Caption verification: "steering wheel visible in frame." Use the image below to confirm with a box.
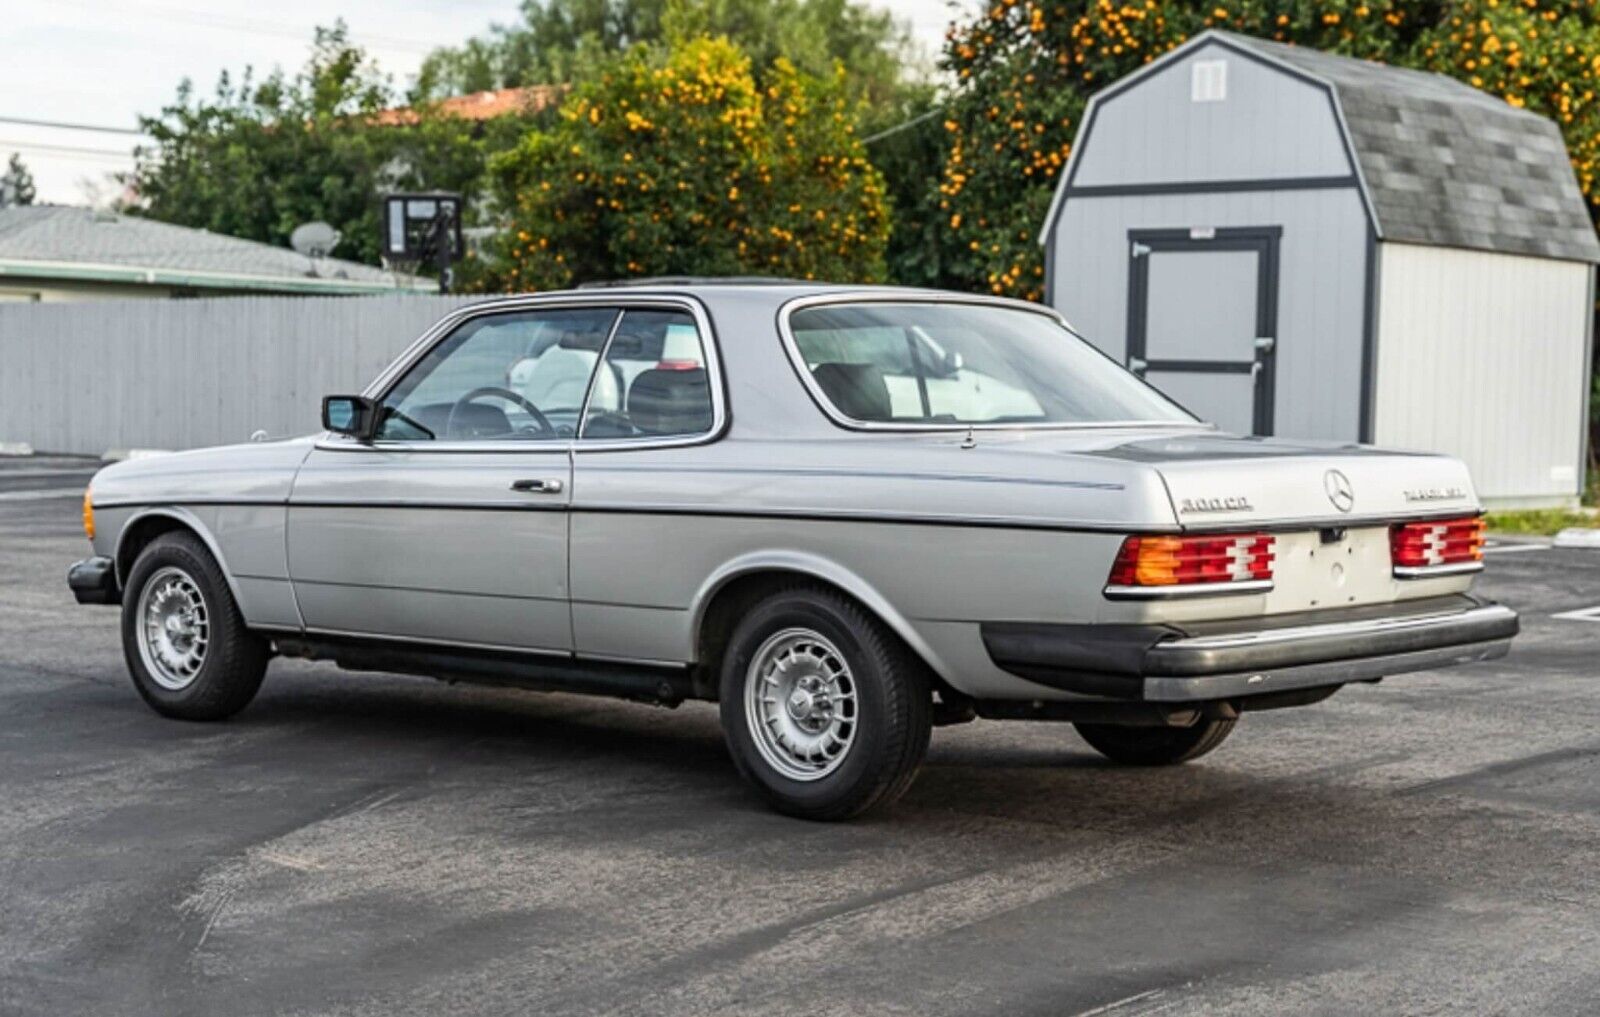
[444,386,553,438]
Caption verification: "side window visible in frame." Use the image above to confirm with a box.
[376,307,618,441]
[579,309,715,439]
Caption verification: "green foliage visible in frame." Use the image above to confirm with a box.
[486,35,890,290]
[414,0,924,129]
[0,153,35,208]
[1485,507,1598,534]
[127,23,523,267]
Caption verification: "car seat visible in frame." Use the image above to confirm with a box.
[811,362,892,421]
[627,368,712,436]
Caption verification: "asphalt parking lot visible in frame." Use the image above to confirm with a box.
[3,456,1599,1016]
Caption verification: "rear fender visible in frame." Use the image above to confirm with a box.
[689,550,954,683]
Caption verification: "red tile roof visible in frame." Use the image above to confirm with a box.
[374,85,563,126]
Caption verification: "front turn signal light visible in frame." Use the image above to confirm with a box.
[82,487,95,541]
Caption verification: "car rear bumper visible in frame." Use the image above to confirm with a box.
[980,594,1518,703]
[68,556,119,605]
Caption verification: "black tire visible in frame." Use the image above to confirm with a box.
[719,585,932,820]
[120,531,268,721]
[1074,718,1237,766]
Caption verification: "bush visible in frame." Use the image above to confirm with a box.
[486,35,890,290]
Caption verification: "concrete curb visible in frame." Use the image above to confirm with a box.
[101,449,174,462]
[1553,528,1600,549]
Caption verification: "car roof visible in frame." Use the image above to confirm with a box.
[464,282,1048,318]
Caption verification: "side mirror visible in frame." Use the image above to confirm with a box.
[322,395,378,441]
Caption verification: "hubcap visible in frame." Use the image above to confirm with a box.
[744,627,858,781]
[136,566,209,691]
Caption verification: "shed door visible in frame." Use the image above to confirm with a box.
[1126,227,1281,435]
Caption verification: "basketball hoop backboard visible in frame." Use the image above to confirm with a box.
[380,192,463,260]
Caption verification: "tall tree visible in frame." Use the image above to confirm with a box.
[487,34,890,290]
[412,0,924,127]
[0,153,36,208]
[127,23,526,267]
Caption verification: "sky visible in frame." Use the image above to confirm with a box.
[5,0,959,205]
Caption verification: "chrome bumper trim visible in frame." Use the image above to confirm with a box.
[1103,579,1273,600]
[1393,561,1485,579]
[1161,603,1515,652]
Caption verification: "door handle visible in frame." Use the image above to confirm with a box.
[511,478,564,494]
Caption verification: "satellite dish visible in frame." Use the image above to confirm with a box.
[291,221,342,259]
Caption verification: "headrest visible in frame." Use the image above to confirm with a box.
[558,329,609,352]
[628,368,712,436]
[811,362,891,421]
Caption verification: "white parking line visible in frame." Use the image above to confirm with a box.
[0,469,99,480]
[1552,605,1600,622]
[1482,543,1552,555]
[0,487,85,502]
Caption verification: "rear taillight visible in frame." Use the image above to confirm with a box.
[1105,533,1275,598]
[1390,516,1485,577]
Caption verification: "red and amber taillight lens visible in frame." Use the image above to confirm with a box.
[1105,533,1275,596]
[1389,516,1485,576]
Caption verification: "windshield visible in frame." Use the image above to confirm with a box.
[787,302,1196,427]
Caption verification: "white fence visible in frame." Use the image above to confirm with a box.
[0,295,480,456]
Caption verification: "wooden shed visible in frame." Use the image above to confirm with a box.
[1043,30,1600,507]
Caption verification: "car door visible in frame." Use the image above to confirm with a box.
[568,303,725,663]
[287,304,621,652]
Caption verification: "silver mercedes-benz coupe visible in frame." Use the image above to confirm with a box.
[69,282,1518,818]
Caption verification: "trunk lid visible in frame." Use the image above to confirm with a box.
[1082,432,1480,530]
[1079,432,1483,617]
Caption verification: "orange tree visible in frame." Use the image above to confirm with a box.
[935,2,1458,300]
[1413,1,1600,219]
[486,34,890,290]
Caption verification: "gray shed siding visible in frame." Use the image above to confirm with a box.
[1069,40,1352,187]
[1052,187,1370,442]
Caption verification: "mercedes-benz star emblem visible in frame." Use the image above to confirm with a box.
[1324,469,1355,513]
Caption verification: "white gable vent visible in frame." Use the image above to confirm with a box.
[1191,60,1228,102]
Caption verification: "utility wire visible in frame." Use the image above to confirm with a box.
[0,139,136,161]
[0,115,146,136]
[861,106,944,146]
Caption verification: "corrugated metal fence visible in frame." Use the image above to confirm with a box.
[0,295,480,456]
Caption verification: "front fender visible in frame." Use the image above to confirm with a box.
[113,505,247,608]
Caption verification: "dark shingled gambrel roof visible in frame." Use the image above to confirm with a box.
[1217,32,1600,263]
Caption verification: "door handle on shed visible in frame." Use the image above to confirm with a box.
[511,478,564,494]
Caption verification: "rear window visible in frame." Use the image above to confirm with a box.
[787,302,1194,426]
